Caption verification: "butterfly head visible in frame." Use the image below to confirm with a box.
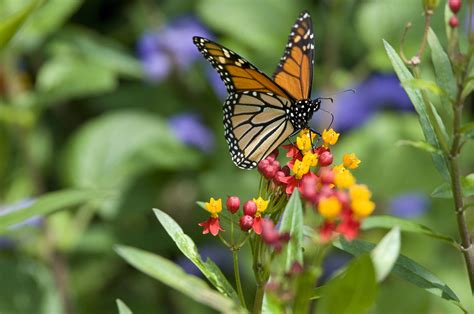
[290,99,321,129]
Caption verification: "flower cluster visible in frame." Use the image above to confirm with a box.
[257,128,375,242]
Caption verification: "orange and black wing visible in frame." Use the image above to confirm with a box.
[273,11,314,100]
[193,36,292,99]
[223,91,295,169]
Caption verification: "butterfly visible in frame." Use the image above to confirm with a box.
[193,10,320,169]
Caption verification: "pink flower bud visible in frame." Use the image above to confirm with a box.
[243,200,257,216]
[226,196,240,214]
[319,167,334,185]
[239,215,254,231]
[449,15,459,28]
[449,0,461,13]
[319,151,333,166]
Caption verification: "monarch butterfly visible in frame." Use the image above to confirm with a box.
[193,10,320,169]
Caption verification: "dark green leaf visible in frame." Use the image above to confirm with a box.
[432,174,474,198]
[362,215,457,246]
[277,190,303,271]
[384,40,450,181]
[153,209,240,303]
[334,238,461,304]
[116,299,132,314]
[319,254,377,314]
[115,246,237,313]
[0,189,112,234]
[0,0,39,49]
[397,139,442,154]
[370,227,400,282]
[401,79,446,96]
[461,79,474,100]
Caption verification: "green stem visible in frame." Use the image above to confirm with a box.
[232,250,247,308]
[253,284,265,314]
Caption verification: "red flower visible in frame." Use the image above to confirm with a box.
[319,220,337,243]
[252,216,263,234]
[198,217,224,236]
[337,216,360,241]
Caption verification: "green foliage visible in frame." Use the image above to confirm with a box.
[370,227,401,282]
[116,299,132,314]
[0,0,39,49]
[432,174,474,198]
[115,245,238,313]
[153,208,239,303]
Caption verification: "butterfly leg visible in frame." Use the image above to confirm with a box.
[309,127,322,149]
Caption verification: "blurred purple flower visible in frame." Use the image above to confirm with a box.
[319,252,352,284]
[389,193,430,218]
[331,73,412,131]
[177,245,233,277]
[137,16,213,81]
[168,113,215,152]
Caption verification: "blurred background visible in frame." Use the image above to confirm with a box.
[0,0,473,313]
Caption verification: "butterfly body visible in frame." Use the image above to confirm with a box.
[193,11,318,169]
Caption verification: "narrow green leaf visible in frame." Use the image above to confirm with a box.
[115,245,237,313]
[334,238,461,304]
[153,209,240,303]
[384,40,450,181]
[293,266,321,313]
[427,29,457,101]
[116,299,132,314]
[362,215,457,246]
[401,79,446,96]
[278,190,304,270]
[0,0,40,49]
[319,254,377,314]
[0,189,111,234]
[461,121,474,140]
[432,174,474,198]
[461,79,474,100]
[397,139,442,154]
[371,227,401,282]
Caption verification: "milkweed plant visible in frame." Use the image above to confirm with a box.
[114,1,474,313]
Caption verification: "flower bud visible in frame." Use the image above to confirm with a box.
[319,167,335,185]
[264,165,279,179]
[319,151,333,167]
[243,200,257,216]
[449,0,461,13]
[239,215,254,231]
[449,15,459,28]
[273,170,287,186]
[288,261,304,275]
[300,175,318,203]
[267,149,279,161]
[423,0,439,10]
[258,159,270,175]
[226,196,240,214]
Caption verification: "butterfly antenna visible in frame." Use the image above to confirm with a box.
[319,88,356,101]
[319,108,334,129]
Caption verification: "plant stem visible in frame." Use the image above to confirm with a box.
[449,92,474,292]
[253,284,265,314]
[232,249,247,308]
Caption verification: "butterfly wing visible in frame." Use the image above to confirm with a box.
[224,91,295,169]
[273,11,314,100]
[193,36,292,99]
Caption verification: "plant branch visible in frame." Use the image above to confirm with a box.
[232,249,247,309]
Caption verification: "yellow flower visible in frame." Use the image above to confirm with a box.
[299,128,316,141]
[253,197,269,216]
[293,159,310,179]
[302,152,318,167]
[343,153,361,169]
[352,199,375,219]
[349,184,371,201]
[318,196,342,220]
[334,170,355,189]
[332,164,346,175]
[297,135,312,153]
[204,197,222,218]
[322,128,340,146]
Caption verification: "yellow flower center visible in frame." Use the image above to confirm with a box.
[334,170,355,189]
[343,153,361,169]
[252,197,269,216]
[297,135,312,154]
[204,197,222,218]
[322,128,340,146]
[318,196,342,220]
[352,199,375,219]
[293,159,310,179]
[349,184,372,201]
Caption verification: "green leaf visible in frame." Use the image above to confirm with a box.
[319,254,377,314]
[116,299,132,314]
[362,215,457,246]
[432,174,474,198]
[153,209,240,304]
[277,190,303,271]
[397,139,442,154]
[461,79,474,100]
[384,40,450,181]
[0,189,112,234]
[370,227,400,282]
[0,0,39,49]
[115,245,237,313]
[334,238,461,304]
[401,79,446,96]
[427,29,457,102]
[461,121,474,140]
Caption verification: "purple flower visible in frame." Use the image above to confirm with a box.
[319,252,352,284]
[168,113,215,152]
[389,193,430,218]
[137,16,213,82]
[177,245,233,277]
[331,73,412,131]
